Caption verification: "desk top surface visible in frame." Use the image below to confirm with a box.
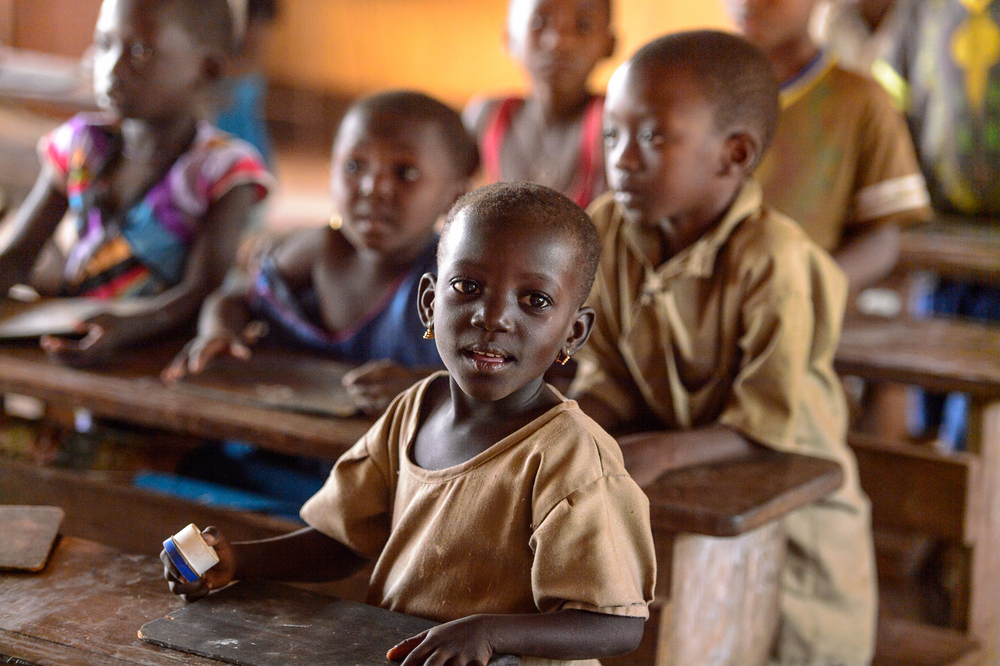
[836,316,1000,398]
[0,341,374,461]
[0,535,219,665]
[900,217,1000,284]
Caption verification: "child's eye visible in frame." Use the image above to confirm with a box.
[129,41,153,64]
[94,34,112,52]
[450,278,480,295]
[639,129,664,146]
[520,292,552,309]
[529,13,547,32]
[575,16,594,35]
[603,127,619,144]
[397,165,421,183]
[343,159,360,175]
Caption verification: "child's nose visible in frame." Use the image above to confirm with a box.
[358,170,394,199]
[612,135,641,173]
[471,294,513,332]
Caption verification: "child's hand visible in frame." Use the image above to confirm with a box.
[342,361,430,415]
[161,321,267,382]
[161,526,236,602]
[386,616,496,666]
[40,312,129,366]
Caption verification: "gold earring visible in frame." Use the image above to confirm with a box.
[423,327,435,340]
[555,350,571,365]
[329,213,343,231]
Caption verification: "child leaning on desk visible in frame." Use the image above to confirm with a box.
[568,32,876,665]
[463,0,615,209]
[163,182,656,666]
[163,91,478,415]
[0,0,271,365]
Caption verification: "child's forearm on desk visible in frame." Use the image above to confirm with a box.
[618,424,764,487]
[231,527,367,583]
[483,610,644,660]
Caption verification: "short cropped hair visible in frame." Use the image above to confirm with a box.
[346,91,480,180]
[158,0,236,55]
[631,30,780,159]
[441,182,602,306]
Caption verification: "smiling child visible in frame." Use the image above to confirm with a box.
[163,181,656,666]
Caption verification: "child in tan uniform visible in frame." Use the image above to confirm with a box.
[164,182,656,666]
[570,31,877,665]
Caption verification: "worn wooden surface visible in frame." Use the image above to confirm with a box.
[139,580,519,666]
[644,449,843,537]
[0,505,63,571]
[0,536,221,665]
[899,218,1000,285]
[656,523,784,666]
[0,458,299,557]
[873,616,983,666]
[836,316,1000,398]
[0,343,372,460]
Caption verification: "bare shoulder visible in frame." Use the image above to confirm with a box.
[271,226,341,283]
[462,96,505,138]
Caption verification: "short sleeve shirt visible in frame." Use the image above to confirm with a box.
[755,57,931,252]
[300,373,656,626]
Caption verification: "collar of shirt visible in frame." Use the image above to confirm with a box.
[780,50,837,108]
[623,179,764,293]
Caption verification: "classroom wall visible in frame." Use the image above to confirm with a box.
[262,0,734,107]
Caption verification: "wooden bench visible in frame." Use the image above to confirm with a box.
[898,217,1000,286]
[836,315,1000,662]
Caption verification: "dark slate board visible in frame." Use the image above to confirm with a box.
[172,351,359,417]
[139,580,520,666]
[0,505,64,571]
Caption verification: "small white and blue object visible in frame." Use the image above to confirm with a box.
[163,524,220,583]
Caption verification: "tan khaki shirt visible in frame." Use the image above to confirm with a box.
[301,372,656,628]
[755,57,931,252]
[572,183,877,664]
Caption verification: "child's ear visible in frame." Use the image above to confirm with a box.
[719,132,761,179]
[563,305,596,357]
[417,272,437,329]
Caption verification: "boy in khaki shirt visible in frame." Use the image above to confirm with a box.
[570,31,877,665]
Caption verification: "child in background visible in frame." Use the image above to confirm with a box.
[810,0,905,77]
[887,0,1000,448]
[0,0,271,365]
[164,91,477,415]
[570,32,876,664]
[463,0,615,208]
[726,0,931,294]
[163,182,656,666]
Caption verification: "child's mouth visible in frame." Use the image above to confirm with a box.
[464,347,514,371]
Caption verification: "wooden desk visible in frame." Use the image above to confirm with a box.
[619,450,843,666]
[0,535,221,665]
[836,316,1000,661]
[899,217,1000,286]
[0,342,373,461]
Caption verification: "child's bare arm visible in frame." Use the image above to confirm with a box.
[834,222,901,294]
[388,610,644,666]
[0,165,69,294]
[43,183,257,364]
[342,361,438,415]
[162,526,368,602]
[616,424,765,487]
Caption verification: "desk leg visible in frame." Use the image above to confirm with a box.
[969,400,1000,664]
[655,522,784,666]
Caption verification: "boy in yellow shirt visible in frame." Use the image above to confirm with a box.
[570,31,877,665]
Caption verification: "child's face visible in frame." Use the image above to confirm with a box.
[421,211,590,403]
[724,0,818,51]
[603,61,732,229]
[329,112,465,256]
[93,0,209,121]
[506,0,614,95]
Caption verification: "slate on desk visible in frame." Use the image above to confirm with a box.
[139,580,520,666]
[0,505,64,571]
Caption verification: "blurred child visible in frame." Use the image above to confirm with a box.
[164,90,478,415]
[0,0,271,365]
[810,0,905,76]
[888,0,1000,448]
[570,32,877,664]
[727,0,931,294]
[463,0,615,208]
[163,182,656,666]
